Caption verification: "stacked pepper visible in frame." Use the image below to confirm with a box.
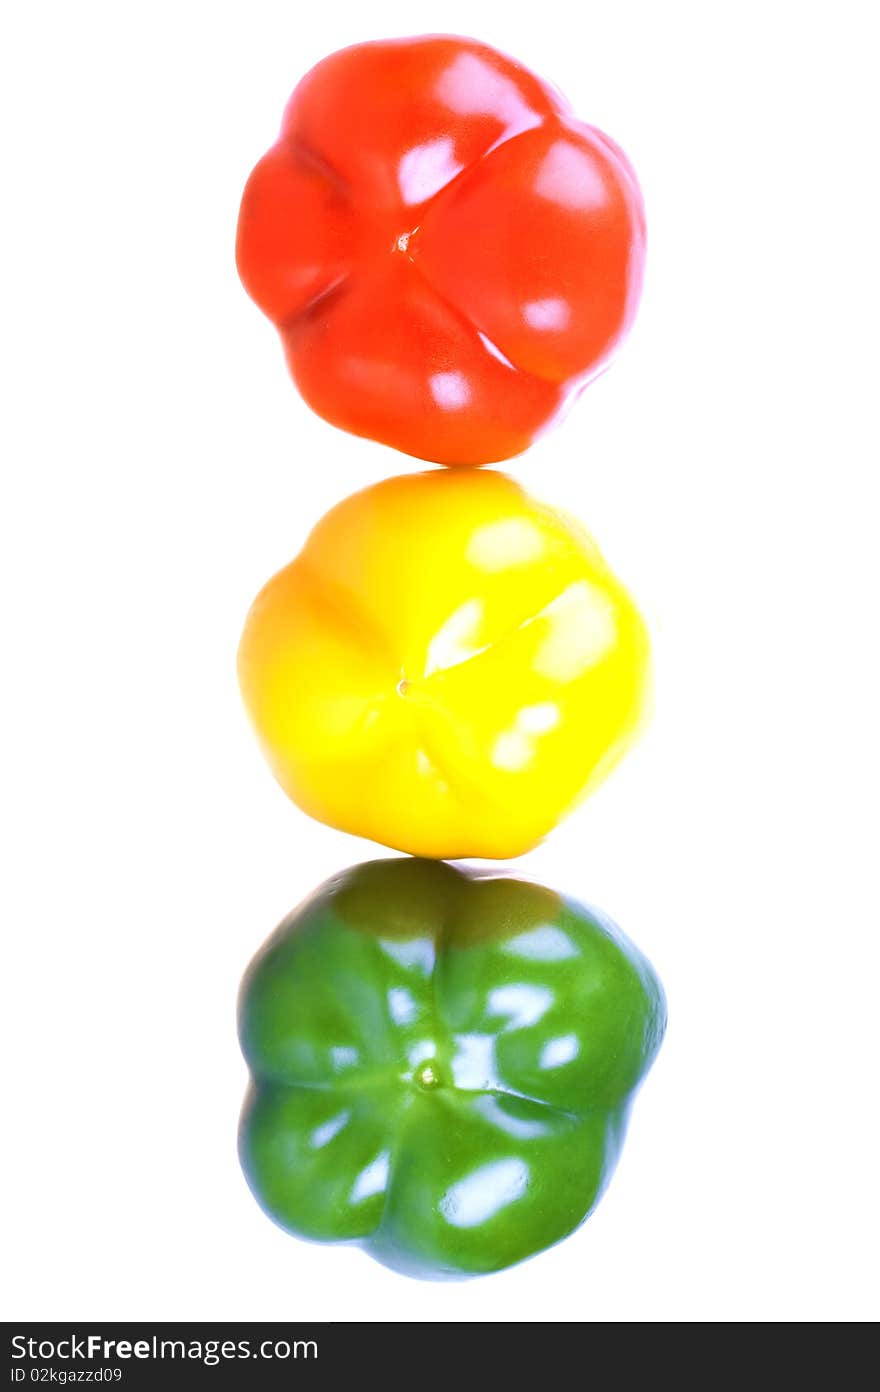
[234,34,665,1279]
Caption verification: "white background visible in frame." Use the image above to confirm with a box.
[2,0,878,1323]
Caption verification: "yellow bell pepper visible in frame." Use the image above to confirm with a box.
[238,471,650,859]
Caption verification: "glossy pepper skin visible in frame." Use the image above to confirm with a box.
[237,470,650,860]
[236,35,645,466]
[239,858,666,1279]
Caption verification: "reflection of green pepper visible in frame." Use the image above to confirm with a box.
[239,858,666,1279]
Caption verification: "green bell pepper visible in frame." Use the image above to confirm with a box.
[238,858,666,1279]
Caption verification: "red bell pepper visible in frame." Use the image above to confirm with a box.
[236,35,646,466]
